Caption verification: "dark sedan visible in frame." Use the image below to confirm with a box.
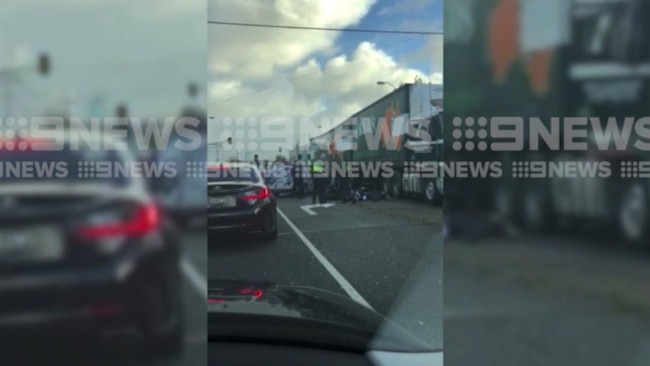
[0,133,183,356]
[207,163,278,241]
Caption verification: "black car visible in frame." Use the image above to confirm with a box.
[0,133,183,355]
[207,163,278,241]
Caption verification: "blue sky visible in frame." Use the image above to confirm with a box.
[324,0,442,75]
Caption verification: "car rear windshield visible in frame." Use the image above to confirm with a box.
[207,167,261,183]
[0,146,130,187]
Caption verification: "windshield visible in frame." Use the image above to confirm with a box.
[207,0,442,354]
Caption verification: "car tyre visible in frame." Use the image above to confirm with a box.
[136,265,185,359]
[425,179,442,205]
[263,210,278,242]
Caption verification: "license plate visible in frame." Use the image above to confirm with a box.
[0,226,64,263]
[209,196,236,208]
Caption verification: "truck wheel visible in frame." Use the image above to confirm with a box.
[494,183,514,223]
[382,178,393,197]
[425,180,441,205]
[391,173,403,198]
[521,182,551,232]
[618,181,649,244]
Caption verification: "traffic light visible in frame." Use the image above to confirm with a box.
[116,104,128,118]
[38,53,50,75]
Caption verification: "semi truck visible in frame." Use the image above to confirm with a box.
[446,0,650,243]
[309,82,444,205]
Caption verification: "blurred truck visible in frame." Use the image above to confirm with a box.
[445,0,650,243]
[310,82,444,205]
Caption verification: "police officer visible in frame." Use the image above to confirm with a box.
[311,153,327,204]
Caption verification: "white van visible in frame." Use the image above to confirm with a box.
[265,162,294,196]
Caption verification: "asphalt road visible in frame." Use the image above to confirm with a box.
[208,195,443,350]
[445,232,650,366]
[5,229,208,366]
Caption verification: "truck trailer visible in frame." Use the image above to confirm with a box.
[310,82,444,205]
[446,0,650,243]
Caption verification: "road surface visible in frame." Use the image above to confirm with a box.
[445,231,650,366]
[209,195,443,350]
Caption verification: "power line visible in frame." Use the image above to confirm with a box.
[208,21,442,35]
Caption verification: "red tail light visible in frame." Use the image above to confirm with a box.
[238,288,264,299]
[241,187,269,201]
[79,203,160,240]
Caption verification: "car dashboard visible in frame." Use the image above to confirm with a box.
[210,341,443,366]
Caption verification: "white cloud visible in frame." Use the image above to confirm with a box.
[208,0,441,157]
[208,0,376,80]
[378,0,435,16]
[209,41,435,148]
[400,34,443,78]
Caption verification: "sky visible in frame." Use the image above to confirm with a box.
[0,0,206,119]
[207,0,443,159]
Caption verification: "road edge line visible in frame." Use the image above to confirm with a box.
[277,208,374,310]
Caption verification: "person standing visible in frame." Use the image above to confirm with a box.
[292,158,305,198]
[253,154,260,169]
[311,153,327,204]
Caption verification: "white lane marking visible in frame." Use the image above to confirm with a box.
[300,203,336,215]
[181,257,207,298]
[277,208,373,310]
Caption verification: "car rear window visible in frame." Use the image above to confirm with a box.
[207,167,261,183]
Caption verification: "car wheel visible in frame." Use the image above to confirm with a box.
[263,210,278,241]
[136,266,184,357]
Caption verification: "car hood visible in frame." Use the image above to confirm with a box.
[207,279,437,353]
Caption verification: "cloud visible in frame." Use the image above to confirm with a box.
[208,0,376,80]
[208,0,441,156]
[378,0,435,16]
[209,41,435,148]
[400,35,443,78]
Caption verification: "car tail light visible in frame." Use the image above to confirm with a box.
[241,187,269,201]
[79,203,160,240]
[238,288,264,299]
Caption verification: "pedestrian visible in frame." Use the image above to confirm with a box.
[311,153,328,204]
[292,158,305,198]
[253,155,260,169]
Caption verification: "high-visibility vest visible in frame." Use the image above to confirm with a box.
[312,160,325,173]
